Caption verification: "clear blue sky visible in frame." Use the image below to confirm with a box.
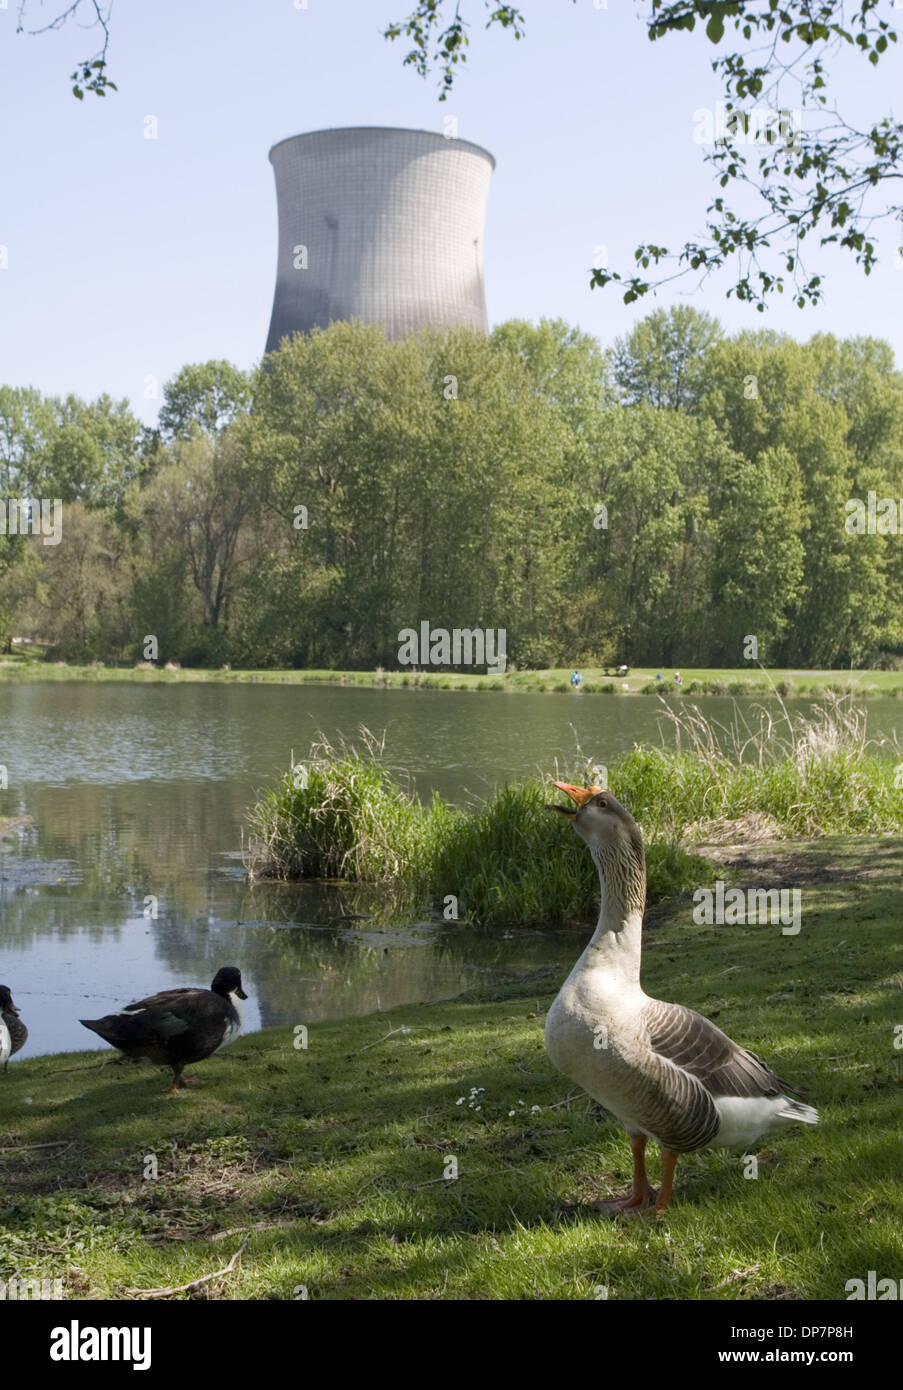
[1,0,900,423]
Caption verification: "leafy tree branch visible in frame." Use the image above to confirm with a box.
[385,1,903,308]
[17,0,116,98]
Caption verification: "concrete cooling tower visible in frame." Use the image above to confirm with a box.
[265,127,494,353]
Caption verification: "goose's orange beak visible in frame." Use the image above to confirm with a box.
[546,780,601,817]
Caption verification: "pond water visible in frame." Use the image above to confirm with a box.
[1,681,899,1056]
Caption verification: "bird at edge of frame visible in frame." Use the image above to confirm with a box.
[544,783,817,1214]
[0,985,28,1071]
[80,966,247,1094]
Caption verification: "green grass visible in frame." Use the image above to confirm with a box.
[4,650,903,697]
[1,835,899,1300]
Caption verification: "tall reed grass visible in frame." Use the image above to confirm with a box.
[611,693,902,839]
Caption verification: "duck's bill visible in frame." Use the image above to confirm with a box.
[546,780,597,817]
[236,988,248,1000]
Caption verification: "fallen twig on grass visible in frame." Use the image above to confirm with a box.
[123,1243,246,1299]
[0,1140,73,1153]
[358,1024,421,1052]
[209,1223,290,1241]
[545,1092,581,1111]
[715,1263,762,1288]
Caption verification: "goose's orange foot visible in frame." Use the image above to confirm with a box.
[595,1134,657,1214]
[610,1187,657,1214]
[592,1184,657,1214]
[613,1187,656,1210]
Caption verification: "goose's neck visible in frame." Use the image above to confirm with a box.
[584,847,645,983]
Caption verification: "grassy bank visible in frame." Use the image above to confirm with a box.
[247,702,903,921]
[3,651,903,697]
[1,835,899,1300]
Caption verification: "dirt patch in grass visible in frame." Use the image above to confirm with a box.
[699,833,903,888]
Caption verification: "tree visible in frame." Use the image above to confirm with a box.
[40,394,144,511]
[491,317,616,422]
[707,444,805,664]
[131,429,254,655]
[246,320,576,668]
[385,0,903,308]
[571,405,730,665]
[25,501,133,659]
[698,330,892,664]
[0,386,143,510]
[612,307,722,410]
[157,361,252,442]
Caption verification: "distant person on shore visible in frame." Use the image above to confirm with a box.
[570,669,582,688]
[674,670,684,688]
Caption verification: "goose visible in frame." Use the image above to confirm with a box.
[0,985,28,1071]
[545,783,817,1212]
[80,966,247,1093]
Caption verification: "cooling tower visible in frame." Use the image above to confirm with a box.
[265,127,494,353]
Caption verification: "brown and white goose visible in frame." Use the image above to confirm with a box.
[545,782,817,1213]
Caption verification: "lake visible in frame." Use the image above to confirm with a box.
[1,681,900,1056]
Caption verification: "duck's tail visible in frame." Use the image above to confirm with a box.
[79,1018,109,1038]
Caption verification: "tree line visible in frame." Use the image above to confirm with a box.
[2,307,903,670]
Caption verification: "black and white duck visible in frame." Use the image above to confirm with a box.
[80,966,247,1092]
[0,985,28,1071]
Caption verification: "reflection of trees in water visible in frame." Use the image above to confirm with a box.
[3,780,579,1031]
[195,879,582,1029]
[3,776,251,907]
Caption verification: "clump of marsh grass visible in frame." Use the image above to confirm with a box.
[247,728,437,884]
[246,728,706,927]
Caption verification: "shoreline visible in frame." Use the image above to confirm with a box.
[2,659,903,697]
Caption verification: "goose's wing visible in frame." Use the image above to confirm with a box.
[642,997,790,1100]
